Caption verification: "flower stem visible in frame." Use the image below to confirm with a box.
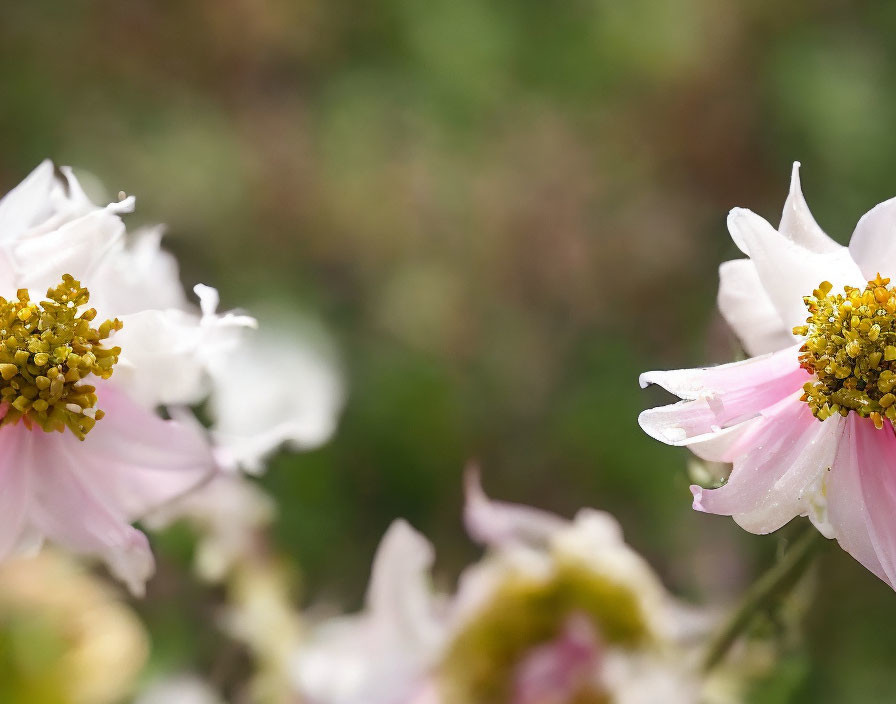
[701,523,826,673]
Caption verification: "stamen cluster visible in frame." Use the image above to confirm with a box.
[0,275,122,440]
[796,274,896,429]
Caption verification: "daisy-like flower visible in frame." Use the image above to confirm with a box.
[0,161,262,595]
[292,472,738,704]
[639,162,896,589]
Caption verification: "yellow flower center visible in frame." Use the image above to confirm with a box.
[0,275,121,440]
[795,274,896,429]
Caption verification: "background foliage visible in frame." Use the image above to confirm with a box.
[3,1,896,701]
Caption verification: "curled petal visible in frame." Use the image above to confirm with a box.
[638,347,805,449]
[779,162,839,253]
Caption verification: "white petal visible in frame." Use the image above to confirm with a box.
[293,520,443,704]
[778,162,840,253]
[0,160,55,239]
[727,207,864,331]
[848,195,896,281]
[717,259,795,355]
[208,320,344,473]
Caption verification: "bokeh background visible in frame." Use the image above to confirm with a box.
[3,1,896,701]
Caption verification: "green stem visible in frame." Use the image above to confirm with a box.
[701,523,826,673]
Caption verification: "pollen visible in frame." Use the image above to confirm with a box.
[796,274,896,428]
[0,275,122,440]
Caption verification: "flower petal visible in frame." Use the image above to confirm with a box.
[638,346,805,448]
[0,427,30,560]
[78,383,217,520]
[207,321,344,473]
[0,160,55,239]
[830,415,896,589]
[463,466,566,550]
[848,195,896,281]
[825,415,892,587]
[27,433,155,596]
[727,207,863,331]
[691,399,842,534]
[778,162,840,253]
[717,259,795,356]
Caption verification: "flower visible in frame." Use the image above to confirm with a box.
[0,160,263,595]
[0,549,148,704]
[639,162,896,589]
[292,471,731,704]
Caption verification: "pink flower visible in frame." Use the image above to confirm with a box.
[639,162,896,588]
[0,161,268,595]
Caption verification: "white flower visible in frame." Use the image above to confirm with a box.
[292,471,719,704]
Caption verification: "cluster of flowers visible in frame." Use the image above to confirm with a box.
[4,159,896,703]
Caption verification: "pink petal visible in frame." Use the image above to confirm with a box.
[463,466,566,549]
[848,195,896,281]
[0,427,30,559]
[639,346,805,452]
[829,416,896,589]
[78,382,217,520]
[27,432,155,596]
[692,398,842,534]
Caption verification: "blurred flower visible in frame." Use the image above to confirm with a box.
[145,473,275,583]
[639,162,896,589]
[292,470,745,704]
[134,675,224,704]
[0,550,148,704]
[0,161,258,595]
[220,558,305,704]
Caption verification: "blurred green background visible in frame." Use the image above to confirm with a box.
[3,1,896,701]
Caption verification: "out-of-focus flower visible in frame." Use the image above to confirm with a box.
[292,520,446,704]
[0,161,264,594]
[220,558,305,704]
[145,473,275,583]
[0,549,148,704]
[133,675,224,704]
[292,471,747,704]
[639,163,896,589]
